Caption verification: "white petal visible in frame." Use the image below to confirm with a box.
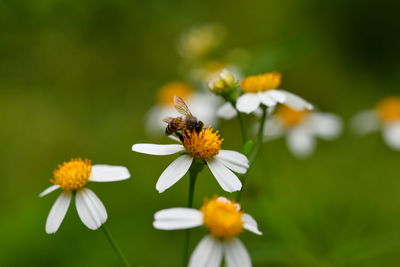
[382,122,400,150]
[153,208,203,230]
[132,144,185,155]
[224,237,252,267]
[75,188,108,230]
[145,105,170,134]
[242,213,262,235]
[214,157,247,174]
[267,90,286,103]
[258,92,277,107]
[189,235,223,267]
[286,127,315,158]
[217,150,249,167]
[89,165,130,182]
[156,155,193,193]
[236,93,261,114]
[39,185,60,197]
[168,135,180,142]
[206,158,242,192]
[279,90,313,110]
[262,117,284,141]
[350,109,380,135]
[217,102,237,120]
[45,192,72,234]
[308,112,343,140]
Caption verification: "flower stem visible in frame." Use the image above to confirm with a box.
[250,105,267,164]
[229,100,248,144]
[236,105,267,202]
[101,224,131,267]
[182,162,202,267]
[236,108,248,144]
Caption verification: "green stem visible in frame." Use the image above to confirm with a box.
[228,100,248,145]
[236,105,268,202]
[182,162,202,267]
[250,105,267,164]
[236,108,248,144]
[101,224,131,267]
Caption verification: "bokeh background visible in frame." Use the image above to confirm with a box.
[1,0,400,266]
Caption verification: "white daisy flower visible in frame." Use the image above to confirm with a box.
[39,158,131,234]
[132,127,248,193]
[351,97,400,150]
[217,72,313,117]
[263,105,342,158]
[153,196,262,267]
[146,81,219,135]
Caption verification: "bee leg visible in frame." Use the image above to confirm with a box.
[184,130,191,139]
[176,132,184,142]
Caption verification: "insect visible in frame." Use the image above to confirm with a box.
[163,96,204,141]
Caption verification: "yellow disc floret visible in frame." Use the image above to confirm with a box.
[276,105,309,127]
[241,72,282,93]
[182,127,223,159]
[51,158,92,191]
[201,196,244,239]
[157,81,193,105]
[376,97,400,123]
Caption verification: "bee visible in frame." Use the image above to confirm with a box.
[163,96,204,141]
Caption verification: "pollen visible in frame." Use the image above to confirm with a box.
[201,196,244,239]
[376,97,400,122]
[241,72,282,93]
[157,81,193,105]
[276,105,309,127]
[51,158,92,192]
[182,127,223,159]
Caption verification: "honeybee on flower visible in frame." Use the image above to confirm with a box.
[39,158,130,234]
[351,97,400,150]
[262,105,342,158]
[146,81,219,136]
[153,196,262,267]
[133,96,248,193]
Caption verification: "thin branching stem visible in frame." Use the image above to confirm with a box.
[101,224,131,267]
[236,105,267,201]
[182,162,202,267]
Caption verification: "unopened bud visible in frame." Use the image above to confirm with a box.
[208,79,227,94]
[208,69,237,94]
[220,69,236,87]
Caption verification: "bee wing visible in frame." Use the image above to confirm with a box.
[162,117,175,123]
[174,96,192,116]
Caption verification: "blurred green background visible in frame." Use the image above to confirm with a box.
[1,0,400,266]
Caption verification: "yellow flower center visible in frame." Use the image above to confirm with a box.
[376,97,400,122]
[157,81,193,105]
[51,158,92,191]
[241,72,282,93]
[201,196,244,239]
[276,105,309,127]
[182,127,223,159]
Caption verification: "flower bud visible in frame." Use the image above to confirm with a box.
[208,69,237,94]
[220,69,236,87]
